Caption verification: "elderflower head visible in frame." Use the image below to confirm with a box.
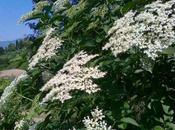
[28,28,63,70]
[83,107,113,130]
[0,73,28,109]
[103,0,175,59]
[41,51,106,103]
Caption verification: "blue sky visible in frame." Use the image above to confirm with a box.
[0,0,33,41]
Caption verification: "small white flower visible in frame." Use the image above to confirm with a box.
[83,107,113,130]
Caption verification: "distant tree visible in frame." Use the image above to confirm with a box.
[0,47,4,55]
[7,43,16,52]
[16,40,24,50]
[15,40,20,50]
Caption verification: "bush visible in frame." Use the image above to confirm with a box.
[1,0,175,130]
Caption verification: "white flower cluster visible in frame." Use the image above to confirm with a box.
[103,0,175,59]
[52,0,68,12]
[14,119,27,130]
[19,1,50,23]
[41,51,106,103]
[28,28,63,69]
[0,73,28,109]
[82,107,113,130]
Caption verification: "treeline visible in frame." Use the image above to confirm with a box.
[0,37,34,70]
[0,37,34,55]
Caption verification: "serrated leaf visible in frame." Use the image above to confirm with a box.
[121,117,140,127]
[153,126,164,130]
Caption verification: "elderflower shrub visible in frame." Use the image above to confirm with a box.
[82,107,113,130]
[28,28,63,70]
[2,0,175,129]
[0,73,28,109]
[40,51,106,103]
[19,1,50,23]
[103,0,175,59]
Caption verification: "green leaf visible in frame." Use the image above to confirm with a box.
[162,104,170,114]
[167,123,175,130]
[81,39,96,48]
[103,25,111,34]
[62,22,80,37]
[162,47,175,55]
[153,126,164,130]
[141,56,154,73]
[121,117,140,127]
[162,104,174,115]
[134,69,143,74]
[118,123,127,129]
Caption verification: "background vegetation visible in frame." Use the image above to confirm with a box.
[0,38,34,70]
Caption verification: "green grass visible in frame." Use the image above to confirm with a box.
[0,78,11,95]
